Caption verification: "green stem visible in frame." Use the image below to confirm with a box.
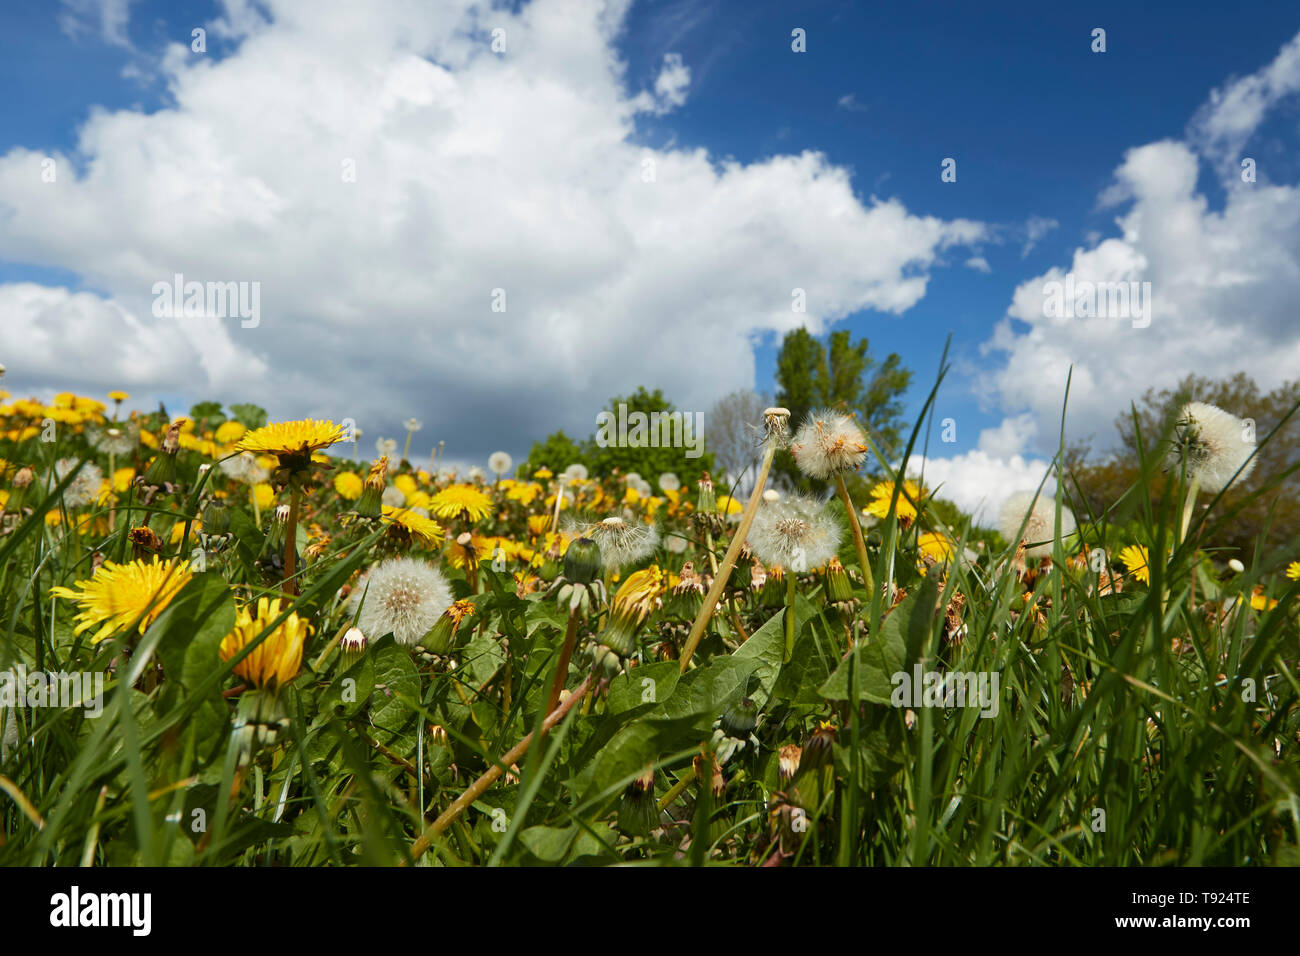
[784,567,797,663]
[283,484,300,596]
[679,440,778,672]
[545,607,581,717]
[835,472,874,595]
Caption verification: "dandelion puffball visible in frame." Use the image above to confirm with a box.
[488,451,513,476]
[1170,402,1256,494]
[998,490,1076,558]
[348,557,452,647]
[747,494,842,571]
[790,409,869,479]
[657,472,681,493]
[52,458,103,508]
[573,515,660,569]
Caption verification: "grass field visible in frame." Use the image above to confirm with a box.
[1,370,1297,866]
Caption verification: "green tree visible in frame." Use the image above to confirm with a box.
[522,387,715,485]
[773,327,913,485]
[1069,372,1300,561]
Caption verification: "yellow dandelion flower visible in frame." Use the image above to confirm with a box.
[431,484,493,522]
[214,420,247,444]
[381,505,444,547]
[45,510,62,526]
[334,471,364,501]
[50,557,193,644]
[254,483,276,511]
[107,390,130,403]
[405,489,431,510]
[715,494,744,516]
[1249,587,1278,612]
[236,419,345,473]
[1119,545,1150,585]
[1286,561,1300,581]
[444,532,490,569]
[393,473,418,497]
[866,479,921,523]
[220,597,310,692]
[506,482,543,506]
[112,466,135,493]
[527,514,551,538]
[139,429,159,449]
[533,467,554,480]
[917,532,954,562]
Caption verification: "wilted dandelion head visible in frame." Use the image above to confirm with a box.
[53,458,103,508]
[1169,401,1256,493]
[349,557,452,646]
[998,490,1076,558]
[567,515,660,569]
[220,451,269,486]
[789,408,869,479]
[488,451,513,476]
[657,472,681,493]
[748,494,842,571]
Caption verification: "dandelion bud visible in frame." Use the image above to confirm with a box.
[824,556,854,604]
[201,498,231,536]
[664,561,705,620]
[758,563,786,608]
[539,543,564,582]
[719,695,758,739]
[598,568,661,658]
[353,456,388,519]
[141,419,184,486]
[563,537,602,585]
[341,626,367,657]
[778,744,802,783]
[618,766,659,837]
[421,599,475,654]
[696,472,717,514]
[801,721,836,775]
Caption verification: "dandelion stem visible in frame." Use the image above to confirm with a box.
[679,440,777,672]
[835,473,874,594]
[282,484,300,596]
[784,567,797,663]
[410,672,593,862]
[544,606,581,717]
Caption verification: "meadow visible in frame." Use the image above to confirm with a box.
[0,370,1297,867]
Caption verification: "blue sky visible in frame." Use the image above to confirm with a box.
[2,1,1299,517]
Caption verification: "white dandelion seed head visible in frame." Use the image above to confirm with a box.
[488,451,513,476]
[747,494,842,571]
[762,489,781,503]
[789,408,868,479]
[349,557,452,647]
[563,463,588,482]
[578,514,660,568]
[623,472,642,485]
[632,478,653,498]
[665,532,688,553]
[381,485,406,508]
[1170,401,1256,494]
[657,472,681,493]
[404,418,423,432]
[376,437,398,458]
[219,451,268,486]
[467,465,486,483]
[998,490,1077,558]
[437,467,457,483]
[88,421,139,456]
[53,458,103,508]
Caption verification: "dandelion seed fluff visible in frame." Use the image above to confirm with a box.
[349,557,452,646]
[220,451,268,486]
[577,515,660,568]
[748,494,842,570]
[658,472,681,493]
[1170,401,1256,493]
[563,463,588,482]
[488,451,513,476]
[53,458,103,508]
[381,485,406,508]
[789,409,869,479]
[998,490,1076,558]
